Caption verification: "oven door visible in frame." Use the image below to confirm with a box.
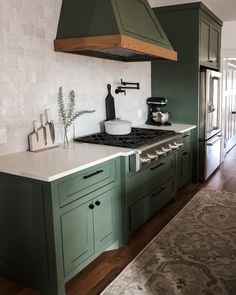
[200,133,222,181]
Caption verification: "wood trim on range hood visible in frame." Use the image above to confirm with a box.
[54,34,177,62]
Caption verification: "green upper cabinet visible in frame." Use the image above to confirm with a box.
[200,13,221,69]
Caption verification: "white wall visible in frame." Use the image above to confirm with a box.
[222,21,236,57]
[0,0,151,156]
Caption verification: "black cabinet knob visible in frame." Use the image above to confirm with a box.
[89,204,94,210]
[95,201,101,206]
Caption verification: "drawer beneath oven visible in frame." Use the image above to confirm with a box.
[129,177,176,232]
[126,153,176,205]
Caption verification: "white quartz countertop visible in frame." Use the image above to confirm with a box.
[0,124,196,182]
[0,143,133,182]
[135,123,196,133]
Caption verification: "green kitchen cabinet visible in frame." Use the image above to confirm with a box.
[61,186,119,279]
[130,176,176,232]
[121,153,177,242]
[0,158,122,295]
[61,199,94,277]
[151,2,222,182]
[177,132,193,189]
[200,14,221,69]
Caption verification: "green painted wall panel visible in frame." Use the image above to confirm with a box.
[151,6,200,181]
[152,8,200,125]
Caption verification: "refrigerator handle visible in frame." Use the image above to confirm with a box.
[206,135,222,146]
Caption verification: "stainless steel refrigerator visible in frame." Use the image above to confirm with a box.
[199,69,223,181]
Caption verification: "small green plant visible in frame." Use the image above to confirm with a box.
[58,87,95,146]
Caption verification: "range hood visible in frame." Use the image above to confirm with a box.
[54,0,177,62]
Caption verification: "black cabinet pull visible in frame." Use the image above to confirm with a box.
[232,111,236,114]
[95,201,101,206]
[183,134,190,138]
[152,187,166,197]
[89,204,94,210]
[83,169,103,179]
[150,162,165,171]
[183,151,188,156]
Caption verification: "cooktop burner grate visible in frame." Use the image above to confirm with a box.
[74,127,176,149]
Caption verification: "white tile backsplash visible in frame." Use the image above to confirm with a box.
[0,0,151,156]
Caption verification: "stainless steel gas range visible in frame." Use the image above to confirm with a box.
[75,127,184,172]
[75,127,184,243]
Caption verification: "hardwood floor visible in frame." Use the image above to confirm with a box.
[205,147,236,193]
[1,147,236,295]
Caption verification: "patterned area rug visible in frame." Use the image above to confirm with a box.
[101,189,236,295]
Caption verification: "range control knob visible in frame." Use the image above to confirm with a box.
[147,153,158,160]
[162,147,171,153]
[174,141,184,147]
[169,143,179,150]
[156,150,165,156]
[140,157,151,164]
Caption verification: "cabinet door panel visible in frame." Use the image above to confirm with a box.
[200,15,221,69]
[93,189,116,251]
[200,18,210,65]
[177,147,192,189]
[209,26,220,65]
[61,201,94,276]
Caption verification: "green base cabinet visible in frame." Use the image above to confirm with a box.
[0,158,122,295]
[61,198,94,278]
[177,132,193,189]
[130,177,176,232]
[61,186,119,280]
[121,153,177,243]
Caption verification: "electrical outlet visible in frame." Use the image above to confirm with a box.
[0,128,7,144]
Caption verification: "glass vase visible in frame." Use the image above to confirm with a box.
[62,124,75,149]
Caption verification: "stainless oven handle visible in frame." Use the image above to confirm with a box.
[206,135,222,146]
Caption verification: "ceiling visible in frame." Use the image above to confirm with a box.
[148,0,236,21]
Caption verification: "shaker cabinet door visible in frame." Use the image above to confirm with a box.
[177,147,192,189]
[200,15,221,70]
[200,17,210,65]
[209,25,220,66]
[93,188,117,252]
[61,200,94,276]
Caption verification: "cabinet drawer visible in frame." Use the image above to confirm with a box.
[127,154,175,204]
[58,161,116,207]
[130,177,176,232]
